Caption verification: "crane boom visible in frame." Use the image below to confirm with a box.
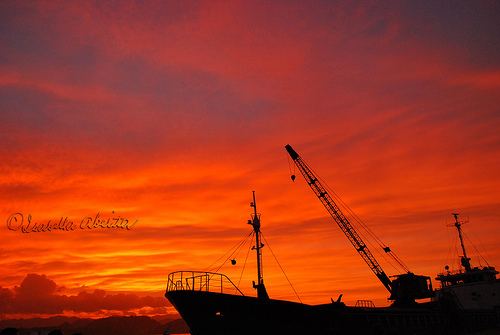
[285,144,393,293]
[285,144,434,305]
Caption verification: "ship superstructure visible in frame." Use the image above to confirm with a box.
[434,213,500,310]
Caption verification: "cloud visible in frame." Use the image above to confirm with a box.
[0,274,165,316]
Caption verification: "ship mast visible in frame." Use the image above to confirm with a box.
[249,191,269,300]
[452,213,472,272]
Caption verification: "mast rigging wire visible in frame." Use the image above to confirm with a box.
[205,230,253,273]
[261,232,302,304]
[237,231,255,288]
[463,230,491,267]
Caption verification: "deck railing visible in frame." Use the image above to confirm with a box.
[355,299,375,308]
[166,271,244,296]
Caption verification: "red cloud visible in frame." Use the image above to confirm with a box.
[0,274,165,316]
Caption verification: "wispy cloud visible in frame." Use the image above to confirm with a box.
[0,0,499,315]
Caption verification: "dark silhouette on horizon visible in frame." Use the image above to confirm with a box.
[0,328,18,335]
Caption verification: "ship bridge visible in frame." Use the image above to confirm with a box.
[436,266,498,287]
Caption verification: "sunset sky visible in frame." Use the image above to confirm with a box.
[1,1,500,319]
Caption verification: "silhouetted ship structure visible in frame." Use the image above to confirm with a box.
[165,145,499,335]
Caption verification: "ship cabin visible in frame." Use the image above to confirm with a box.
[436,266,498,288]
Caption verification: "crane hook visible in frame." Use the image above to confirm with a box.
[291,174,296,182]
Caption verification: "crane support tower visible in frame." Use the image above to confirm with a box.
[285,144,433,305]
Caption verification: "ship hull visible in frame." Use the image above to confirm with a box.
[166,290,499,335]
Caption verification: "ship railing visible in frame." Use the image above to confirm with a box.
[166,271,244,296]
[355,300,375,308]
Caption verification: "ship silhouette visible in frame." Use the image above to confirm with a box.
[165,145,499,335]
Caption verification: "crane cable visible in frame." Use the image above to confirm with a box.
[314,162,410,271]
[295,160,410,274]
[318,170,409,272]
[287,155,296,177]
[326,183,404,273]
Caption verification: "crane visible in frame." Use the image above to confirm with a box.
[285,144,433,305]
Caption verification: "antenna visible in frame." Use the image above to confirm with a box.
[451,213,472,272]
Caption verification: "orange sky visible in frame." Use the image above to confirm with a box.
[1,1,500,319]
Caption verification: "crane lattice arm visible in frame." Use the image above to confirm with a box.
[285,144,393,294]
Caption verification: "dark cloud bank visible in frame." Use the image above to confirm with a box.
[0,274,165,315]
